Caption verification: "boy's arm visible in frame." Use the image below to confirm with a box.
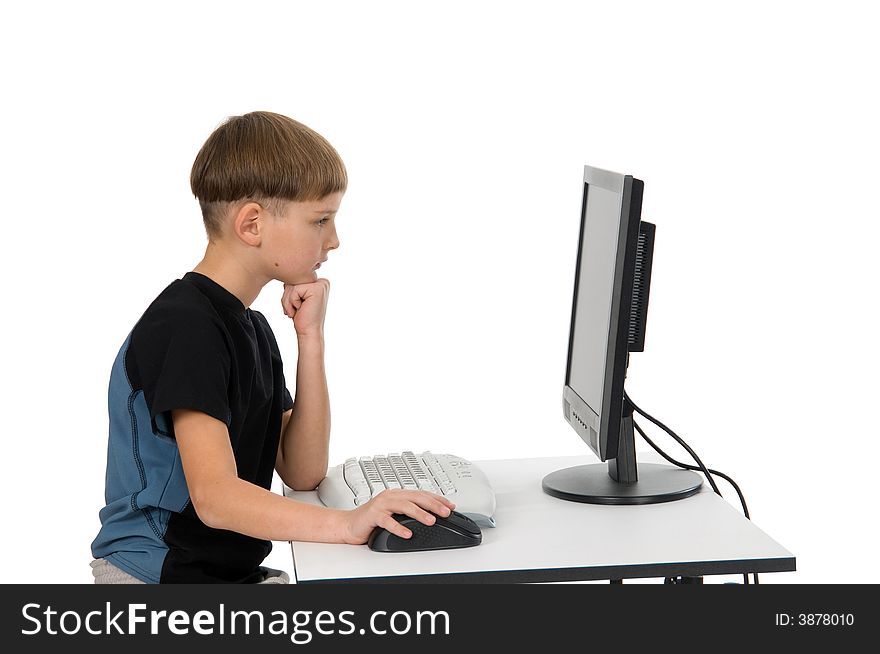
[275,333,330,490]
[173,408,456,544]
[275,279,332,491]
[173,408,344,542]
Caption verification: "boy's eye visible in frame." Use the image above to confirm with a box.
[316,218,329,226]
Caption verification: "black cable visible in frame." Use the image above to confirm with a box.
[624,392,721,495]
[631,419,750,519]
[625,391,759,585]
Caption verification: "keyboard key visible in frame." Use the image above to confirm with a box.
[389,454,419,489]
[343,458,370,501]
[373,456,402,489]
[422,453,457,494]
[359,457,387,496]
[422,482,442,494]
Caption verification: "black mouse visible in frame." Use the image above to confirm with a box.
[367,510,482,552]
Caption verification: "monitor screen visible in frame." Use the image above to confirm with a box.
[567,182,622,419]
[561,166,637,462]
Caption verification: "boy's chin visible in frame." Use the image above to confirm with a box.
[279,272,318,286]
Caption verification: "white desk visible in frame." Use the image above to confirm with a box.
[283,455,795,583]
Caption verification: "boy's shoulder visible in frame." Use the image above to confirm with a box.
[130,275,229,346]
[141,276,219,323]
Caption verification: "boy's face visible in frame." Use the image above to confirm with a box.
[262,191,343,285]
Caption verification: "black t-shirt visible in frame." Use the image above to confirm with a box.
[92,271,293,583]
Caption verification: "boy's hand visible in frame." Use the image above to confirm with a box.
[342,489,457,545]
[281,279,330,338]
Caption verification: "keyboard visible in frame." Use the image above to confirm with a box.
[317,451,497,528]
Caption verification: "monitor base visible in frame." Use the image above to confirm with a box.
[542,462,703,505]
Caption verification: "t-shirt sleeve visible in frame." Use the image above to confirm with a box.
[282,384,294,413]
[130,305,232,435]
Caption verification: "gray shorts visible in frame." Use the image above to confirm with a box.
[90,558,290,584]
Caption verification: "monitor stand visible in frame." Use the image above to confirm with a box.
[542,398,703,505]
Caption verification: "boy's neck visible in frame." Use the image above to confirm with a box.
[192,243,267,309]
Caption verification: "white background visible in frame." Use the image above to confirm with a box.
[1,1,877,584]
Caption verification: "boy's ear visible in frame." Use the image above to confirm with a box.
[232,202,263,246]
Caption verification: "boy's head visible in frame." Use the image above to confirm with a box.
[191,111,347,235]
[191,111,347,285]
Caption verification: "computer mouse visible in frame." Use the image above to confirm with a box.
[367,510,482,552]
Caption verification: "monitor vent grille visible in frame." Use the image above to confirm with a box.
[628,222,655,352]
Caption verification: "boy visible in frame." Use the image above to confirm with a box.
[90,111,454,583]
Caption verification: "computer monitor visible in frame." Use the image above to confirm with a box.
[542,165,704,505]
